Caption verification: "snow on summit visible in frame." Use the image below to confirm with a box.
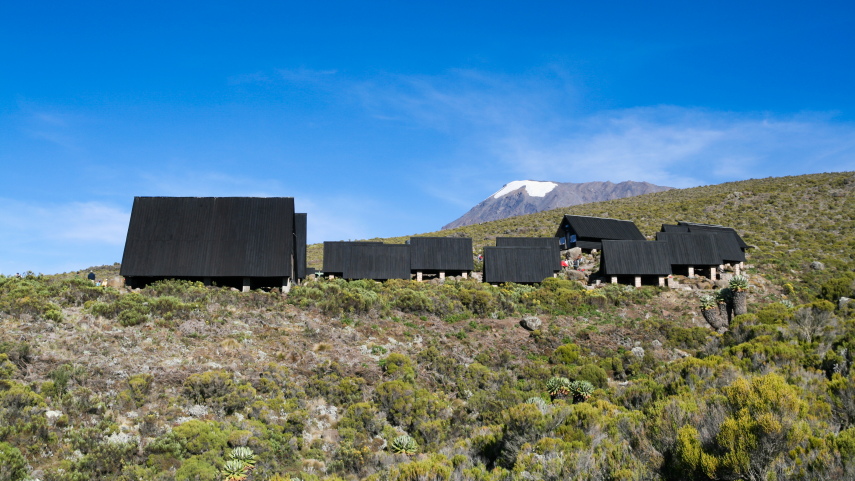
[492,180,558,199]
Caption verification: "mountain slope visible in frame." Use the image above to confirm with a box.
[441,180,674,229]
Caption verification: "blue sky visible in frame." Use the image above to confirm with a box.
[2,1,854,274]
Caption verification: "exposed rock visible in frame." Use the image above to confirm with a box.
[841,297,851,310]
[520,316,542,331]
[563,269,587,281]
[631,346,645,358]
[810,261,825,270]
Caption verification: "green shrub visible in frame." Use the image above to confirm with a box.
[172,420,229,456]
[551,343,582,365]
[0,441,27,481]
[175,456,219,481]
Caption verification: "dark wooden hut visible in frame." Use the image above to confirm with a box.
[655,231,722,278]
[409,237,473,280]
[495,237,562,268]
[677,221,748,250]
[322,242,382,278]
[322,242,410,280]
[121,197,306,291]
[483,246,560,284]
[555,215,645,251]
[599,240,671,286]
[662,222,748,268]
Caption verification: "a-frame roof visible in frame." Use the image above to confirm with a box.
[655,231,722,266]
[557,215,645,241]
[676,221,748,249]
[600,240,672,276]
[121,197,296,277]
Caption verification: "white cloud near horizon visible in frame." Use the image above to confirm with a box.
[356,70,855,193]
[0,199,129,274]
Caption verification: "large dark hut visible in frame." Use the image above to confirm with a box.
[409,237,473,280]
[555,215,646,251]
[598,240,672,286]
[662,222,748,271]
[121,197,307,291]
[483,246,560,284]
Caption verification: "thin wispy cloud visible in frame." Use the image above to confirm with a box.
[354,71,855,191]
[0,199,129,274]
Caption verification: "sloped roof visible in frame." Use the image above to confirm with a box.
[409,237,473,271]
[483,247,560,283]
[323,242,383,274]
[655,232,721,266]
[557,215,645,241]
[677,221,748,248]
[345,244,411,280]
[121,197,295,277]
[495,237,561,268]
[600,240,671,276]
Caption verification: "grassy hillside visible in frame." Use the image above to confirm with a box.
[309,171,855,300]
[0,172,854,481]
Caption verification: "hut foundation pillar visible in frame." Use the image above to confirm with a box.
[416,271,423,282]
[634,276,642,288]
[439,271,445,280]
[688,267,695,278]
[282,277,291,294]
[242,277,250,293]
[710,267,717,280]
[658,277,665,287]
[735,264,742,276]
[611,276,618,284]
[462,272,468,279]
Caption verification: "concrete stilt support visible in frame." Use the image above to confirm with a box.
[611,276,618,284]
[634,276,642,288]
[462,272,468,279]
[439,271,445,280]
[735,264,742,276]
[328,274,334,280]
[658,276,665,287]
[710,266,717,280]
[688,267,695,278]
[282,277,291,294]
[242,277,250,293]
[416,271,423,282]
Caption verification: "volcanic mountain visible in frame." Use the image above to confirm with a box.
[441,180,674,229]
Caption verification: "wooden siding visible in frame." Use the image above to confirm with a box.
[344,244,411,280]
[600,240,672,276]
[660,224,690,233]
[557,215,646,242]
[295,213,307,279]
[677,221,748,248]
[322,242,382,274]
[655,232,721,266]
[121,197,294,277]
[409,237,473,271]
[483,247,559,283]
[495,237,561,268]
[705,231,747,263]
